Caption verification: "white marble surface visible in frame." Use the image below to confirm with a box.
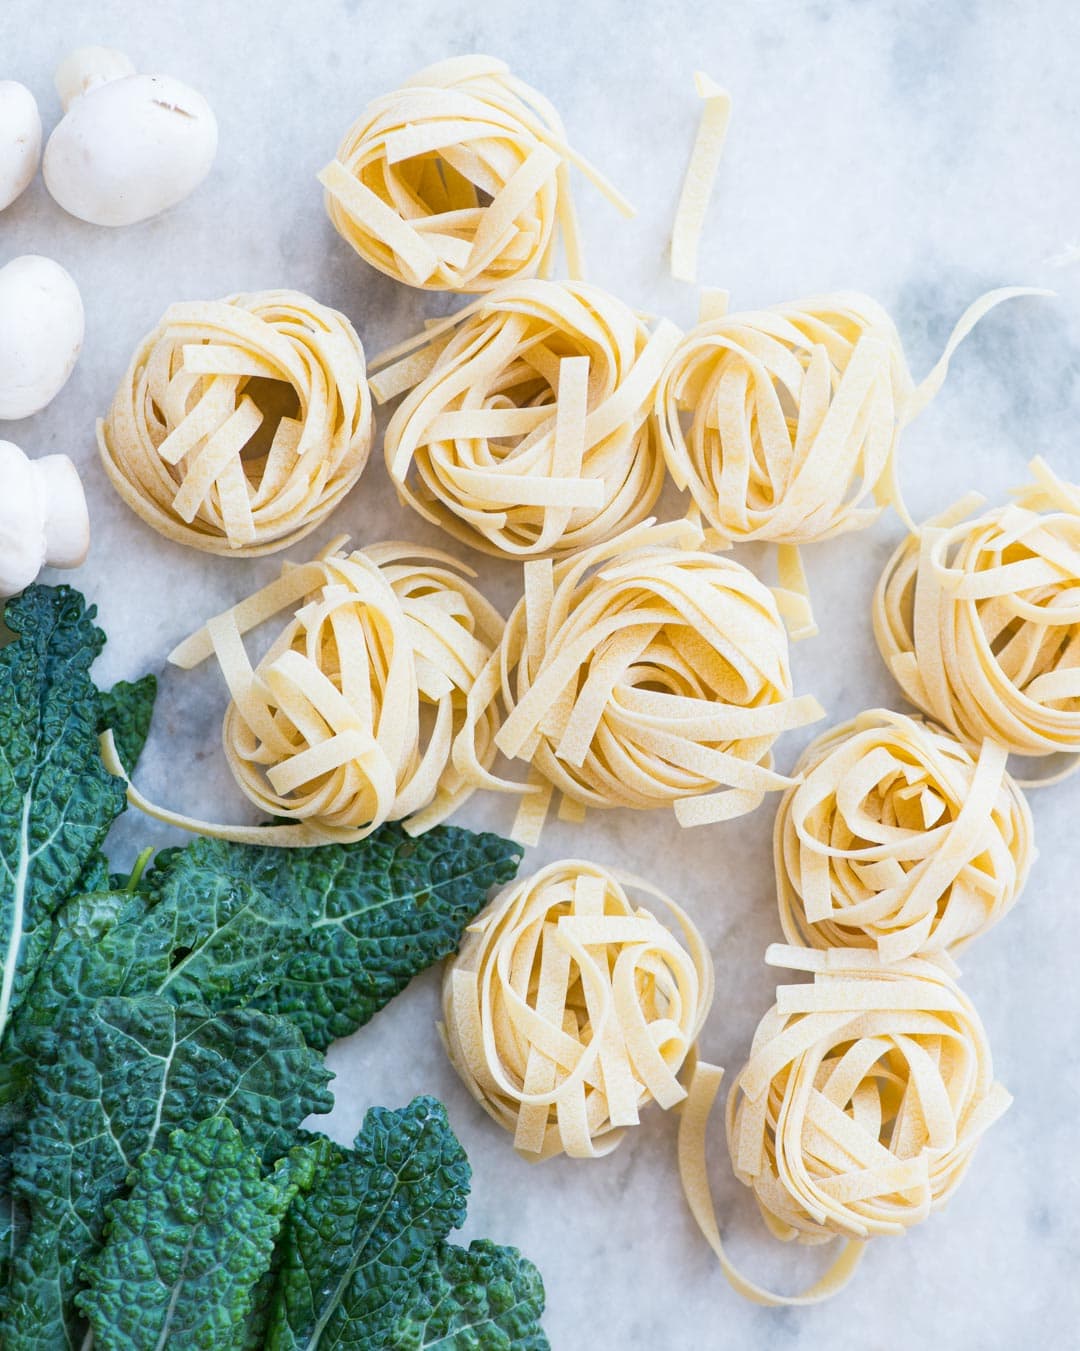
[5,1,1080,1346]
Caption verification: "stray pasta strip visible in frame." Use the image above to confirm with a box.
[441,859,714,1160]
[774,709,1034,962]
[319,55,633,293]
[657,287,1050,634]
[98,290,373,556]
[670,72,732,284]
[678,944,1010,1306]
[108,540,504,846]
[375,279,681,558]
[452,518,824,843]
[874,457,1080,773]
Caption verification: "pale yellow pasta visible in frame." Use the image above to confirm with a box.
[452,518,824,843]
[679,945,1010,1306]
[774,709,1034,962]
[98,290,373,556]
[441,859,714,1160]
[107,540,503,846]
[670,72,732,284]
[874,458,1080,769]
[319,54,632,293]
[374,279,681,559]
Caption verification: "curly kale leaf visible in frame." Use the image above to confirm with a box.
[392,1240,550,1351]
[265,1097,472,1350]
[0,587,127,1045]
[2,997,333,1349]
[77,1117,292,1351]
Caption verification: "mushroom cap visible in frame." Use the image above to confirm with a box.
[0,81,42,212]
[43,73,218,227]
[0,255,85,420]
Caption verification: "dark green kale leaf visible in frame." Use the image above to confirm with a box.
[96,673,158,776]
[0,587,127,1046]
[3,996,333,1349]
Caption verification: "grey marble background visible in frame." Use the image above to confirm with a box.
[5,1,1080,1347]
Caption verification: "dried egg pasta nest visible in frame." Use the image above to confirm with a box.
[319,54,631,293]
[775,709,1034,962]
[109,541,503,845]
[453,518,823,843]
[679,945,1010,1306]
[98,289,373,556]
[874,458,1080,771]
[441,859,713,1159]
[374,279,681,558]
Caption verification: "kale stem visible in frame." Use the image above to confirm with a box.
[125,847,155,893]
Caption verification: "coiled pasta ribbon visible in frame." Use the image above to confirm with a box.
[98,290,373,556]
[373,279,681,558]
[108,541,503,846]
[774,709,1034,962]
[657,288,1049,634]
[319,55,632,293]
[874,458,1080,775]
[453,518,824,843]
[441,860,713,1159]
[679,945,1010,1306]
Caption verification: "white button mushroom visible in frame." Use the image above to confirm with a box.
[0,255,85,421]
[43,48,217,227]
[0,441,90,598]
[0,81,42,212]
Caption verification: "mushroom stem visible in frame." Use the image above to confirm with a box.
[54,46,135,113]
[34,455,89,569]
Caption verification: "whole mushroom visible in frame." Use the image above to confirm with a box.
[43,47,217,227]
[0,255,85,420]
[0,81,42,211]
[0,440,90,598]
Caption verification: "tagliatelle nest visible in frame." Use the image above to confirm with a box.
[144,541,504,845]
[453,519,823,843]
[98,290,373,556]
[774,709,1034,962]
[874,458,1080,769]
[319,55,631,293]
[441,860,714,1160]
[679,946,1010,1306]
[374,280,681,559]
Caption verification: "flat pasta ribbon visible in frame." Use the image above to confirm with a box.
[441,859,714,1160]
[374,279,681,558]
[678,944,1010,1306]
[108,540,504,846]
[319,54,632,293]
[452,518,824,843]
[774,709,1034,962]
[98,290,373,556]
[874,457,1080,773]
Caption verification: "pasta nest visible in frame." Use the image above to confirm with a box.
[774,709,1034,962]
[725,946,1010,1245]
[98,289,373,556]
[874,458,1080,765]
[319,54,630,293]
[453,519,823,842]
[168,541,504,841]
[440,860,713,1160]
[376,279,680,558]
[656,293,912,547]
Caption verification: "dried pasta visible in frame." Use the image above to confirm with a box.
[679,944,1010,1306]
[874,457,1080,771]
[453,518,823,843]
[774,709,1034,962]
[110,540,503,846]
[319,55,632,293]
[98,290,373,556]
[670,72,732,284]
[374,279,681,558]
[441,859,714,1160]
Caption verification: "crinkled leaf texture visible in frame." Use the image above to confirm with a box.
[97,673,158,776]
[266,1097,472,1349]
[3,996,332,1349]
[78,1117,292,1351]
[0,587,127,1045]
